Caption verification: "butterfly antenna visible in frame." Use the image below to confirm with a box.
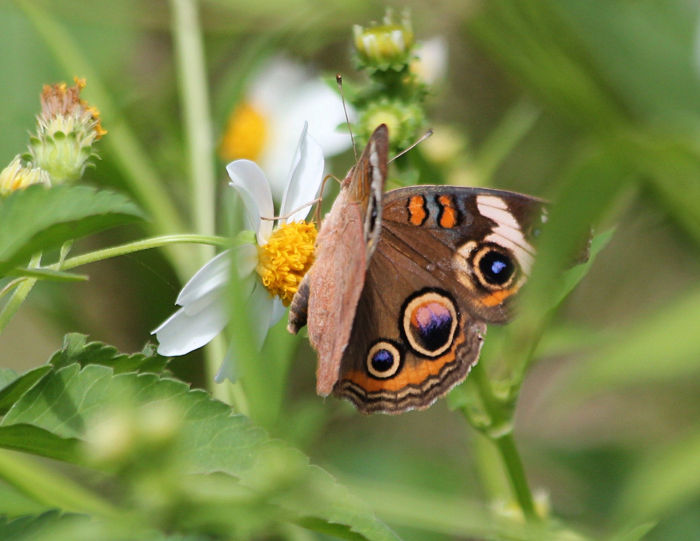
[336,73,357,162]
[260,198,322,221]
[389,129,434,164]
[313,174,341,224]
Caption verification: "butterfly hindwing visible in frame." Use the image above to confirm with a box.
[332,186,545,414]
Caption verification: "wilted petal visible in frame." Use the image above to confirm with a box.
[226,160,274,243]
[279,122,325,224]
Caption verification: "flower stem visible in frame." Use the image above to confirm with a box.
[469,362,537,521]
[170,0,221,390]
[54,234,229,272]
[169,0,216,261]
[494,433,537,519]
[0,449,118,518]
[0,253,41,335]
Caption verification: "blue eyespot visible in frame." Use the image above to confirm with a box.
[366,341,402,379]
[478,250,514,286]
[371,349,394,373]
[401,289,458,358]
[410,303,453,352]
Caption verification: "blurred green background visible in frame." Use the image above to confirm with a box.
[1,1,699,539]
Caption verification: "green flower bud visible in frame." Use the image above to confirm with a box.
[353,9,414,71]
[0,155,50,197]
[358,98,426,153]
[27,78,106,183]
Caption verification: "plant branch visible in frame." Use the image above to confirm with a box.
[468,362,537,521]
[0,253,41,335]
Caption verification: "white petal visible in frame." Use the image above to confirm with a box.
[153,297,228,356]
[176,245,257,308]
[226,160,274,244]
[279,123,325,224]
[248,58,309,111]
[213,285,282,383]
[215,340,238,383]
[249,282,275,349]
[413,37,448,85]
[270,297,287,326]
[176,250,228,307]
[280,82,353,158]
[257,81,351,201]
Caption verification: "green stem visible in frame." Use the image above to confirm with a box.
[170,0,221,390]
[170,0,216,253]
[0,449,118,518]
[494,433,536,519]
[472,99,540,184]
[54,234,229,272]
[1,236,226,334]
[469,362,537,521]
[0,253,41,334]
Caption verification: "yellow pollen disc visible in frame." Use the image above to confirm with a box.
[219,102,268,161]
[256,221,317,306]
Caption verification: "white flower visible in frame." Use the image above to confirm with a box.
[219,57,351,199]
[411,37,448,86]
[153,123,324,376]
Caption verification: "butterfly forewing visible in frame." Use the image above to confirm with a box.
[288,125,389,396]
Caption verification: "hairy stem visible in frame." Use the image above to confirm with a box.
[469,362,537,520]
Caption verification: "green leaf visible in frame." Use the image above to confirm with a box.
[557,0,700,120]
[0,481,51,517]
[0,185,143,276]
[615,431,700,524]
[6,267,88,282]
[0,511,67,540]
[0,368,19,389]
[608,522,657,541]
[2,363,399,541]
[566,285,700,393]
[551,228,614,309]
[50,333,168,374]
[0,425,80,462]
[0,365,52,416]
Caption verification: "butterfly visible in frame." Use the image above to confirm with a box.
[288,124,546,414]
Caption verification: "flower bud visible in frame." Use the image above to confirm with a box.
[353,9,414,71]
[357,98,425,153]
[27,78,106,183]
[0,155,50,197]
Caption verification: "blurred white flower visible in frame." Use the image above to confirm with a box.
[219,57,350,199]
[411,36,448,85]
[154,123,324,378]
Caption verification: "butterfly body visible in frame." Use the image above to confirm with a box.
[289,125,545,414]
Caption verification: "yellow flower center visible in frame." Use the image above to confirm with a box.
[219,102,268,161]
[256,221,317,306]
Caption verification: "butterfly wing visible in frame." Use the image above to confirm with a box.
[333,186,546,414]
[288,125,388,395]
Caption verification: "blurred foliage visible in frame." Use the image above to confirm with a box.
[0,0,698,540]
